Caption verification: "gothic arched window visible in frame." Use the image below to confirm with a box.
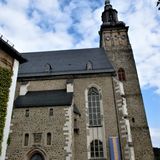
[118,68,126,81]
[47,133,51,145]
[90,140,104,158]
[30,153,44,160]
[88,87,101,126]
[24,133,29,146]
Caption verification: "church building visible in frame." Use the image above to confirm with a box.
[6,1,154,160]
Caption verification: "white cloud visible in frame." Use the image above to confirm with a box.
[0,0,160,92]
[150,128,160,147]
[113,0,160,94]
[0,0,75,51]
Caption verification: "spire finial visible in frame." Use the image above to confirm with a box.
[105,0,110,5]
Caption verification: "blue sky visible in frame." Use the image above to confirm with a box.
[0,0,160,147]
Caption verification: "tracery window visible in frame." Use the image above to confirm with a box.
[90,140,104,158]
[118,68,126,81]
[24,133,29,146]
[30,153,44,160]
[88,87,101,127]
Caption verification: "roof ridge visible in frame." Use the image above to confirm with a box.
[21,47,103,54]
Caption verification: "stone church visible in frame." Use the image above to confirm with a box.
[5,1,154,160]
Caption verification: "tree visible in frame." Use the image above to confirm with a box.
[157,0,160,10]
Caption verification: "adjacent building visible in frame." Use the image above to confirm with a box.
[0,35,26,160]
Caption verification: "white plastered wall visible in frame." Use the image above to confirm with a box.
[63,103,74,160]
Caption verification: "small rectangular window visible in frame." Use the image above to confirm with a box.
[24,133,29,146]
[25,109,29,117]
[47,133,51,145]
[49,108,53,116]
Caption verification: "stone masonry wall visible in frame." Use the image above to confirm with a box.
[7,106,67,160]
[101,28,154,160]
[7,76,120,160]
[73,76,119,160]
[0,49,14,70]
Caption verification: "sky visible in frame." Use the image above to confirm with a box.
[0,0,160,148]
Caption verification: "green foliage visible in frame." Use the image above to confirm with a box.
[0,66,12,154]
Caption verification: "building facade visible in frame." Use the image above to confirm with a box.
[0,35,26,160]
[6,1,154,160]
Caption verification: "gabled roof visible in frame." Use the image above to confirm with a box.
[0,37,27,63]
[18,48,115,78]
[14,90,73,108]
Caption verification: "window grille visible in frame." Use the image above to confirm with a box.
[90,140,104,158]
[88,87,101,127]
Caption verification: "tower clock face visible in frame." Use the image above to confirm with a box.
[105,36,110,41]
[121,35,126,40]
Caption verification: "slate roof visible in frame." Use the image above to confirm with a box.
[14,90,73,108]
[0,37,27,63]
[18,48,115,78]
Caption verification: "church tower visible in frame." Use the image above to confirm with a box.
[99,1,154,159]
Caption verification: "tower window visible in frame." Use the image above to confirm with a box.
[132,118,135,123]
[25,109,29,117]
[24,133,29,146]
[47,132,51,145]
[49,108,53,116]
[88,87,101,127]
[90,140,104,158]
[118,68,126,81]
[109,13,113,22]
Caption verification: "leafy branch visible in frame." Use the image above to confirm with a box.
[157,0,160,10]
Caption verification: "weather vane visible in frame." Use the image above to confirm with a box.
[105,0,110,5]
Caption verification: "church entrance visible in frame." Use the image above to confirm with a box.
[30,153,44,160]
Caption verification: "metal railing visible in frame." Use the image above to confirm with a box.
[0,34,14,48]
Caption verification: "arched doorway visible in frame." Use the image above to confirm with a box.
[30,153,45,160]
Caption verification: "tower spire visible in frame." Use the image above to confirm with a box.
[100,0,125,28]
[105,0,110,5]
